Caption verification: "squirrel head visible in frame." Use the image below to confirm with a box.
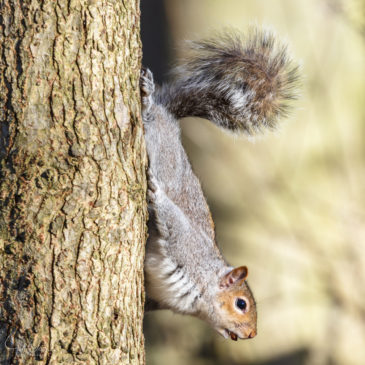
[212,266,257,341]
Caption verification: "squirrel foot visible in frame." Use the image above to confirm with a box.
[147,170,160,203]
[140,67,155,119]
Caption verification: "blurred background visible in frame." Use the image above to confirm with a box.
[140,0,365,364]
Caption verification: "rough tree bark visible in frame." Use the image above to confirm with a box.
[0,0,146,364]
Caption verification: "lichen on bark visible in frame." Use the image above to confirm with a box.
[0,0,146,364]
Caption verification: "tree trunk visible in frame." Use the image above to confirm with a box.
[0,0,146,364]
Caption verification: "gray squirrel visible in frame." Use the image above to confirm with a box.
[140,29,299,341]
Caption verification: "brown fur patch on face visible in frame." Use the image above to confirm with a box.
[216,280,257,339]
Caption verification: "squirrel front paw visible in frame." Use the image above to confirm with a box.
[146,171,171,238]
[147,170,160,204]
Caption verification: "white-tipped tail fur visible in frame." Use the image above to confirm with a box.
[156,28,300,135]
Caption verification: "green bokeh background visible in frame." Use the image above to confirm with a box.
[142,1,365,364]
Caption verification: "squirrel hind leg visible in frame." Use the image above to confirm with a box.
[140,67,155,120]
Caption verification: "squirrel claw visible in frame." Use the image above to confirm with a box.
[140,67,155,98]
[147,189,156,203]
[147,171,158,191]
[140,67,155,120]
[147,171,160,202]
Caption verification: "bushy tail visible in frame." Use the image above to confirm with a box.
[156,28,300,135]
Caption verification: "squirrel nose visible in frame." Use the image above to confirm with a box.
[248,329,257,338]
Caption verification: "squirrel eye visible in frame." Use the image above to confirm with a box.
[236,298,247,311]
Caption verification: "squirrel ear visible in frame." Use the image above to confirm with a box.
[220,266,248,288]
